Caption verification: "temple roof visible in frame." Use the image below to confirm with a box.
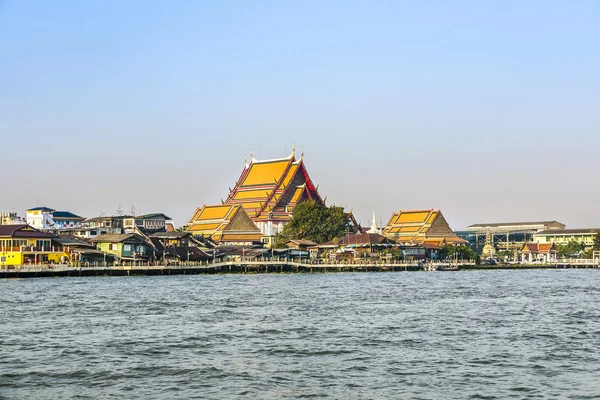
[521,242,557,253]
[225,149,322,221]
[383,209,465,244]
[185,204,261,242]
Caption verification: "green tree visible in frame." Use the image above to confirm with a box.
[558,241,585,258]
[274,200,350,247]
[440,244,476,261]
[594,233,600,250]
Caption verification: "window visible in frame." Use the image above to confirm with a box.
[36,240,51,249]
[124,244,132,252]
[108,244,116,251]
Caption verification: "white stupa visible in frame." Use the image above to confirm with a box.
[366,210,381,234]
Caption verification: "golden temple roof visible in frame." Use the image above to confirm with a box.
[225,149,323,221]
[185,204,261,244]
[241,159,291,187]
[383,209,462,244]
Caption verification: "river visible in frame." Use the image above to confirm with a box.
[1,270,599,399]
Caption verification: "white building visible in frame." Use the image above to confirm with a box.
[26,207,85,231]
[26,207,56,230]
[0,212,26,225]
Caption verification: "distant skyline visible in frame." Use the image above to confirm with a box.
[1,1,599,229]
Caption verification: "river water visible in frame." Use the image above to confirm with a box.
[1,270,600,399]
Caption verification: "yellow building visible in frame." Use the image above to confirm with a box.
[0,224,68,266]
[382,209,467,246]
[533,228,600,248]
[224,147,323,245]
[185,204,262,245]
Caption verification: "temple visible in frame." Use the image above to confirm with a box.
[185,204,262,245]
[223,146,323,246]
[382,209,467,246]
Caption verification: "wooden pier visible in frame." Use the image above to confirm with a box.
[0,260,438,278]
[0,259,597,279]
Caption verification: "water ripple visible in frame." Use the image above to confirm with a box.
[1,270,600,399]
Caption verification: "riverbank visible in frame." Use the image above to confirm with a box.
[1,260,598,278]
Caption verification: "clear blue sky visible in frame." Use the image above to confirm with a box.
[1,1,599,228]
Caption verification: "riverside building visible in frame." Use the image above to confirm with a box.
[533,228,600,249]
[0,224,68,266]
[187,146,323,247]
[457,220,565,252]
[185,204,262,245]
[382,209,466,246]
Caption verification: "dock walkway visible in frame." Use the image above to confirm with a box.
[1,259,597,278]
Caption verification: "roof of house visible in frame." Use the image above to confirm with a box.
[53,236,95,248]
[53,211,84,220]
[0,224,56,238]
[136,213,171,220]
[90,233,147,243]
[84,215,131,223]
[316,233,394,248]
[286,239,318,246]
[163,246,212,261]
[535,228,600,235]
[26,206,55,212]
[150,231,191,239]
[337,233,394,246]
[467,221,563,228]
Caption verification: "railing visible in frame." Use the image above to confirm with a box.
[0,247,64,252]
[516,258,600,266]
[3,258,598,274]
[0,259,475,272]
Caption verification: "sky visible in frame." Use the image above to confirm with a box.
[1,0,599,229]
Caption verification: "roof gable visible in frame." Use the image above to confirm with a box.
[225,151,323,220]
[0,224,56,238]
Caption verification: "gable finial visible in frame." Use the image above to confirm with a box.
[292,142,296,157]
[301,147,304,158]
[250,148,253,158]
[244,153,247,164]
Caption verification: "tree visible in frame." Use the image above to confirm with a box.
[594,233,600,251]
[440,244,476,261]
[274,200,350,247]
[558,241,585,258]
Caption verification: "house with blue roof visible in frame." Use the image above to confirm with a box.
[26,207,85,231]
